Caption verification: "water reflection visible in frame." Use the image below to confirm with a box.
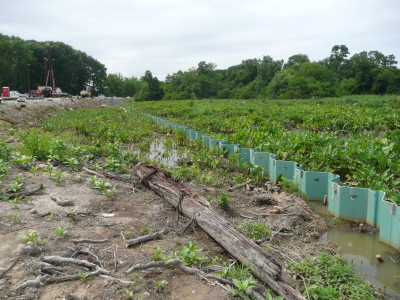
[309,201,400,299]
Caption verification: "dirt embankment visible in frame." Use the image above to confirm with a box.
[0,99,332,300]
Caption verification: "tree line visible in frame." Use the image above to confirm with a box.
[107,45,400,100]
[0,34,106,95]
[1,33,399,100]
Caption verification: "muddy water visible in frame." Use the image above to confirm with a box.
[148,140,188,168]
[309,201,400,299]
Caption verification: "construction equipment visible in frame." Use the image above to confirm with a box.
[80,90,91,98]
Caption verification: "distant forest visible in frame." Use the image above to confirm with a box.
[1,33,399,99]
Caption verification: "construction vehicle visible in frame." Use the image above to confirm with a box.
[80,90,91,98]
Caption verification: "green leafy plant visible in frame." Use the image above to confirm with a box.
[154,279,167,292]
[87,176,112,193]
[265,291,284,300]
[231,277,256,299]
[239,220,272,241]
[11,153,35,169]
[18,230,45,246]
[139,226,156,235]
[217,190,230,209]
[53,227,68,238]
[67,209,77,218]
[288,252,375,299]
[79,272,91,280]
[176,241,207,266]
[9,213,21,223]
[0,160,10,179]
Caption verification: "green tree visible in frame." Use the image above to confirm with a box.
[284,54,310,69]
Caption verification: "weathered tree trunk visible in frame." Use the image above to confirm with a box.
[134,163,305,300]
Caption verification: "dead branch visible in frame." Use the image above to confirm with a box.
[0,118,17,127]
[15,275,49,292]
[39,262,64,275]
[102,171,132,182]
[125,258,183,275]
[50,196,75,206]
[45,270,100,283]
[100,275,135,284]
[76,249,102,267]
[82,166,105,178]
[125,228,167,248]
[228,179,253,192]
[71,238,109,244]
[42,256,110,275]
[0,258,19,278]
[5,184,44,198]
[177,217,196,235]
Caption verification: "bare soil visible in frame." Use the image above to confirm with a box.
[0,99,333,300]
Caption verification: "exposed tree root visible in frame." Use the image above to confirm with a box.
[0,258,20,278]
[5,184,44,199]
[42,256,110,275]
[125,228,167,248]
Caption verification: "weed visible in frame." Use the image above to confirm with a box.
[123,290,134,298]
[151,246,172,261]
[18,230,45,246]
[105,188,117,200]
[67,209,77,218]
[9,213,21,223]
[176,241,207,266]
[278,176,309,200]
[12,153,35,170]
[0,141,11,161]
[29,165,39,175]
[0,160,10,179]
[87,176,111,193]
[53,227,68,238]
[122,231,134,239]
[265,291,284,300]
[79,272,91,280]
[139,226,156,235]
[52,170,65,186]
[45,214,53,221]
[250,165,264,183]
[220,262,252,281]
[328,217,341,227]
[154,279,167,292]
[9,181,23,193]
[217,191,230,209]
[288,252,375,299]
[239,220,272,241]
[231,277,256,298]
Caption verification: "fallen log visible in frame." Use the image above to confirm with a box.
[134,163,305,300]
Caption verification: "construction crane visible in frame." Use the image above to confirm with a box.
[40,42,63,97]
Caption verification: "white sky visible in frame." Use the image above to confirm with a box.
[1,0,399,80]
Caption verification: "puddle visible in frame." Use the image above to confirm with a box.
[309,201,400,299]
[148,139,188,168]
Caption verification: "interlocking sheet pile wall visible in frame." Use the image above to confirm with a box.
[146,114,400,250]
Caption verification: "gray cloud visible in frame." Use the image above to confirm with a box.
[1,0,399,79]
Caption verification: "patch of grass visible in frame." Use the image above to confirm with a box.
[138,226,156,235]
[278,176,309,200]
[239,220,272,241]
[288,252,375,299]
[217,190,230,209]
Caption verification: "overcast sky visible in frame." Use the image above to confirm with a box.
[1,0,399,80]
